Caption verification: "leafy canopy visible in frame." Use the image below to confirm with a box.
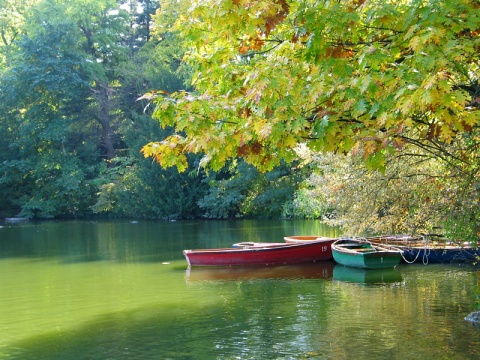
[293,138,479,242]
[143,0,479,172]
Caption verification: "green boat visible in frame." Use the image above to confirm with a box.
[332,265,403,284]
[332,239,403,269]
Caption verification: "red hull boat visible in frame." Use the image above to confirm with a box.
[183,239,334,267]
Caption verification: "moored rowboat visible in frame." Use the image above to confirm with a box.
[284,234,480,264]
[183,238,334,267]
[332,238,403,269]
[366,235,480,264]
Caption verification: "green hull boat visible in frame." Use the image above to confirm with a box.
[332,239,403,269]
[333,265,403,284]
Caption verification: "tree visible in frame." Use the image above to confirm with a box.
[0,16,97,217]
[0,0,131,217]
[91,113,208,220]
[0,0,36,65]
[143,0,479,173]
[91,0,203,220]
[123,0,159,46]
[287,138,479,242]
[198,160,299,218]
[0,0,206,219]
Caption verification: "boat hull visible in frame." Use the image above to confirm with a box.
[283,235,480,264]
[332,239,403,269]
[401,247,480,264]
[183,239,334,267]
[367,236,480,264]
[333,250,402,269]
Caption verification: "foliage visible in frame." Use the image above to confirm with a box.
[0,0,36,65]
[294,136,479,243]
[283,185,330,220]
[434,132,480,244]
[0,0,201,219]
[197,165,248,219]
[144,0,479,173]
[91,113,208,220]
[0,0,477,234]
[300,151,441,235]
[17,154,97,219]
[122,0,160,48]
[198,160,299,218]
[0,8,97,218]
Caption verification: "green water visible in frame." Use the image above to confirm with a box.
[0,220,479,359]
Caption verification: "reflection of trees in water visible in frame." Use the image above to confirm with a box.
[2,222,479,359]
[212,278,333,359]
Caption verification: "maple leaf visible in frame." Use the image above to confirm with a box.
[440,123,455,143]
[147,0,480,173]
[254,120,272,139]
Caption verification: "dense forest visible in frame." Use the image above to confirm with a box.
[0,0,304,221]
[0,0,479,242]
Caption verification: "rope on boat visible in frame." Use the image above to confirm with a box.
[396,234,430,265]
[400,250,420,264]
[421,235,432,265]
[357,237,403,254]
[348,234,435,264]
[360,234,424,264]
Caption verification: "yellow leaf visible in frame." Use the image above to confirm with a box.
[440,123,455,143]
[254,119,272,139]
[377,112,389,127]
[409,37,421,51]
[423,76,437,90]
[283,134,297,148]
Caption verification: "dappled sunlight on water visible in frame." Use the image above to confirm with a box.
[0,220,479,359]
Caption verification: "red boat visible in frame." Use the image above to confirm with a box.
[183,239,334,267]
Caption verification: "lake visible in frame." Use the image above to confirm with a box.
[0,220,479,359]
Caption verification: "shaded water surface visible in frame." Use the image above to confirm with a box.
[0,220,479,359]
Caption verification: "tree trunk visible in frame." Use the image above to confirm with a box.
[94,82,116,165]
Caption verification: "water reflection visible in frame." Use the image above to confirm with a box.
[333,264,404,285]
[185,261,335,283]
[0,219,342,263]
[0,221,479,360]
